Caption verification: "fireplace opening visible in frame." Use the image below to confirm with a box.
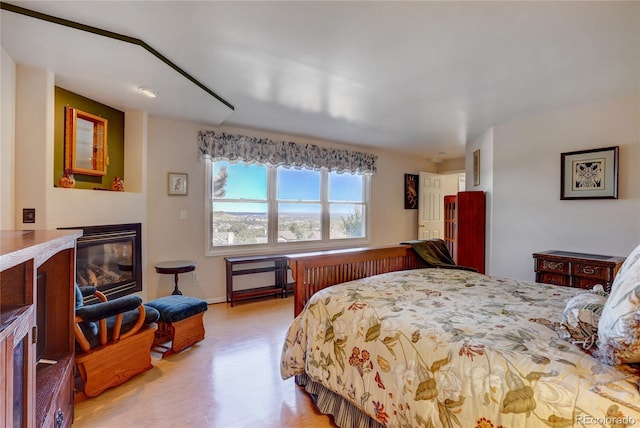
[60,223,142,301]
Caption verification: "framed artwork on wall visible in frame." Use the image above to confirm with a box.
[473,149,480,186]
[560,146,618,200]
[404,174,418,209]
[168,172,188,196]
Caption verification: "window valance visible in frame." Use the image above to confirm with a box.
[198,130,377,175]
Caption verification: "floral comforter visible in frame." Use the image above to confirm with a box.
[281,268,640,427]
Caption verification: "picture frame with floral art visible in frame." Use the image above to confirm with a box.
[404,174,419,209]
[473,149,480,186]
[168,172,188,196]
[560,146,618,200]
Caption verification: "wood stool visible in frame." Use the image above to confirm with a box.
[145,295,208,358]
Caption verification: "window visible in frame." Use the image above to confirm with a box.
[207,160,369,253]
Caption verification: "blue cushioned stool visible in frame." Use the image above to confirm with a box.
[145,295,208,358]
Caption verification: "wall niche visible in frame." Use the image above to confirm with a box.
[54,87,125,191]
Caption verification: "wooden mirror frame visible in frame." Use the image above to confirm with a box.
[64,107,108,176]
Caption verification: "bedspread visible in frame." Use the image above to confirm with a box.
[281,268,640,427]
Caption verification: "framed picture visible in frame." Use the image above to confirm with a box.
[561,146,618,200]
[168,172,188,196]
[404,174,419,209]
[473,149,480,186]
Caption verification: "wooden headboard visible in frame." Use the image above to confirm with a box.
[287,245,428,316]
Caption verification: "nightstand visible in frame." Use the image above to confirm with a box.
[532,250,625,293]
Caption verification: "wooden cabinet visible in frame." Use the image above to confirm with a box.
[225,255,292,306]
[1,230,81,428]
[443,195,457,259]
[443,191,485,273]
[532,250,625,292]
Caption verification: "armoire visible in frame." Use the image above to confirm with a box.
[443,191,485,273]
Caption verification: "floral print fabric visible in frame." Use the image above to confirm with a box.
[559,285,606,351]
[281,268,640,427]
[198,130,378,175]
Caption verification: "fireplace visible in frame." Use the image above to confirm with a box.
[61,223,142,301]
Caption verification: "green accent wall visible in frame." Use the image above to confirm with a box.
[54,87,125,190]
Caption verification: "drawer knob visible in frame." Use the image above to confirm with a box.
[544,261,563,270]
[579,267,597,275]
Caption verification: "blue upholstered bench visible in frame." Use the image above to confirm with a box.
[145,295,208,358]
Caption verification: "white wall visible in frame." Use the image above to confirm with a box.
[14,64,53,230]
[12,61,637,302]
[10,64,150,298]
[0,48,16,229]
[5,59,435,303]
[442,173,464,197]
[465,128,494,273]
[370,149,439,245]
[145,118,435,302]
[488,97,640,281]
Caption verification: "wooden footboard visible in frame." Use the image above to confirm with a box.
[287,245,428,316]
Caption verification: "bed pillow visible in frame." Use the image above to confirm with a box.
[559,285,606,350]
[597,244,640,365]
[612,243,640,285]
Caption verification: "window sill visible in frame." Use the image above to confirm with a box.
[206,238,371,258]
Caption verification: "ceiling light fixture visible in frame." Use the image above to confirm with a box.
[137,86,157,98]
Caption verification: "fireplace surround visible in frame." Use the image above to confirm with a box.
[60,223,142,301]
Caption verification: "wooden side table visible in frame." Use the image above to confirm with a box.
[155,260,196,295]
[532,250,625,292]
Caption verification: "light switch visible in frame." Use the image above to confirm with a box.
[23,208,35,223]
[180,209,188,220]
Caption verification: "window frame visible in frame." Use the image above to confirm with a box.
[205,161,371,256]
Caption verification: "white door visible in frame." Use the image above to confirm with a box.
[418,172,444,239]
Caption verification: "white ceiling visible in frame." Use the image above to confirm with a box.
[2,1,638,160]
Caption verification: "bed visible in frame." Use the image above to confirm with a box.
[281,244,640,427]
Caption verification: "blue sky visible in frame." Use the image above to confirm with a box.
[213,161,363,213]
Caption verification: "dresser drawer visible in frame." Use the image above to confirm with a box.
[572,262,611,281]
[573,276,611,292]
[536,272,570,287]
[535,258,569,275]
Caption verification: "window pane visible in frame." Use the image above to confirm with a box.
[277,167,320,200]
[213,161,267,200]
[329,172,363,202]
[212,202,268,246]
[208,160,369,251]
[330,204,365,239]
[278,203,321,242]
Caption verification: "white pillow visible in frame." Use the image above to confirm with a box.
[614,243,640,282]
[597,244,640,365]
[559,285,606,350]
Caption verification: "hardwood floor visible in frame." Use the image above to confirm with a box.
[73,297,338,427]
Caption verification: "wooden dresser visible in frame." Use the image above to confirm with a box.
[532,250,625,292]
[1,230,81,427]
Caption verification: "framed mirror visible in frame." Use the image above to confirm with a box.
[64,107,108,176]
